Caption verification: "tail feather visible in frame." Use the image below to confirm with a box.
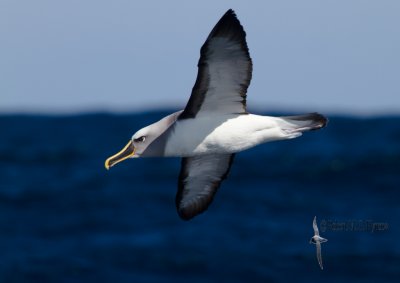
[280,113,328,134]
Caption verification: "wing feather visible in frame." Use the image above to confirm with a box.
[316,242,324,270]
[176,154,235,220]
[179,9,252,119]
[313,216,320,236]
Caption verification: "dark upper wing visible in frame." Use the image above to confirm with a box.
[179,9,252,119]
[176,154,235,220]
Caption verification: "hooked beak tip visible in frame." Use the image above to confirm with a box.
[104,160,110,170]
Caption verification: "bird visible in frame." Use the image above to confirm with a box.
[310,216,328,270]
[105,9,328,221]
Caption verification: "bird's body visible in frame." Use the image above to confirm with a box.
[105,9,328,220]
[310,235,328,245]
[164,114,299,157]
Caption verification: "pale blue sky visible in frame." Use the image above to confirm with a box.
[1,1,399,115]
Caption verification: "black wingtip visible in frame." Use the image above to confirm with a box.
[177,207,196,221]
[224,9,236,17]
[206,9,246,42]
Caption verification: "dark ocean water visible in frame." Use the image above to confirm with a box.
[0,110,399,283]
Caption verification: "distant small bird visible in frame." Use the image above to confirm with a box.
[310,216,328,270]
[105,9,328,220]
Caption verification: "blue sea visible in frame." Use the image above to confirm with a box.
[0,110,399,283]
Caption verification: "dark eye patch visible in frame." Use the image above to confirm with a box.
[134,136,146,143]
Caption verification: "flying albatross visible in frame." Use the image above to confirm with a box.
[310,216,328,270]
[105,9,327,220]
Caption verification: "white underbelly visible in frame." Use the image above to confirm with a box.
[163,114,286,157]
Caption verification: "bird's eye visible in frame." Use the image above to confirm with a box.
[134,136,146,143]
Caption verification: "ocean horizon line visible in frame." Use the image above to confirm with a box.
[1,106,400,118]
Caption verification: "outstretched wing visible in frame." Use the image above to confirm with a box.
[313,216,320,236]
[176,154,235,220]
[316,242,324,270]
[179,9,252,119]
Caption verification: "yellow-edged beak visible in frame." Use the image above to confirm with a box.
[105,140,136,170]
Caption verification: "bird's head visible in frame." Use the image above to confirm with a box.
[104,126,154,170]
[104,110,182,170]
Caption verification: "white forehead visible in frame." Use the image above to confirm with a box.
[132,126,151,139]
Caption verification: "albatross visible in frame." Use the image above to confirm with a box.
[310,216,328,270]
[105,9,327,220]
